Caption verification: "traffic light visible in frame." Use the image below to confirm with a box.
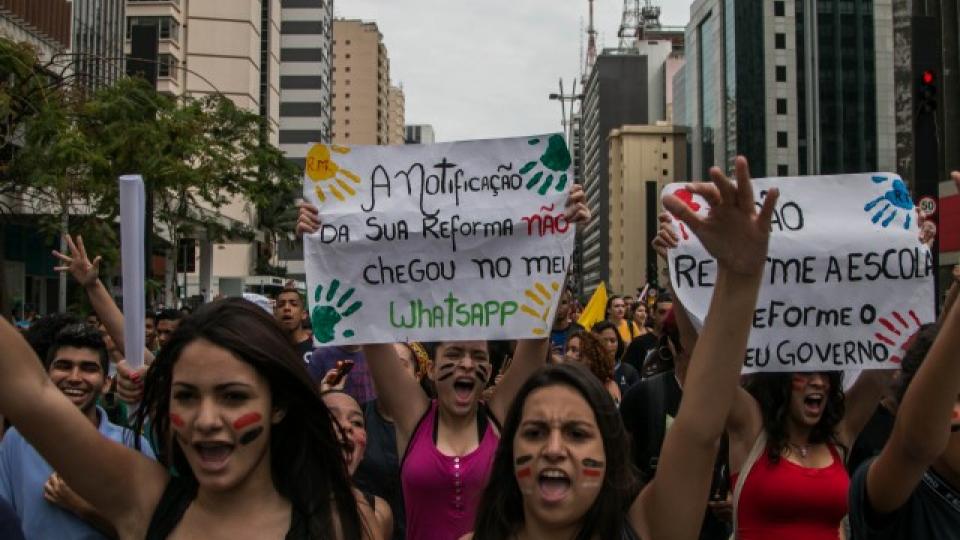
[918,69,938,114]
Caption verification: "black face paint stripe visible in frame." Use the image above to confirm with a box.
[582,458,604,468]
[239,426,264,446]
[476,364,491,384]
[515,454,533,466]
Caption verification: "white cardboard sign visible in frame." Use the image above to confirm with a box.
[663,173,935,372]
[302,135,575,346]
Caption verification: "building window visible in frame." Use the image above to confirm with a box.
[775,33,786,49]
[777,131,788,148]
[662,153,668,159]
[345,67,350,72]
[777,98,788,115]
[776,65,787,82]
[774,1,785,16]
[345,40,351,45]
[345,119,350,125]
[126,16,180,41]
[345,106,350,111]
[662,169,669,176]
[158,54,178,80]
[777,165,789,176]
[345,53,351,59]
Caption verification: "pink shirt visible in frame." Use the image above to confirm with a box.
[401,401,499,540]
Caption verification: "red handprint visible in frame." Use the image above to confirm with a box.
[874,310,922,364]
[672,188,702,241]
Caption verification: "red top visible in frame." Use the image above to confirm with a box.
[732,444,850,540]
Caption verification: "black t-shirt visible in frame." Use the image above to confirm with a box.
[622,333,658,373]
[353,399,405,540]
[620,371,730,540]
[295,337,314,366]
[847,403,896,475]
[849,458,960,539]
[614,362,641,395]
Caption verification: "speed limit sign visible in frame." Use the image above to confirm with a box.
[918,196,937,216]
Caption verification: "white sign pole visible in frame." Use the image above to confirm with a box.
[119,175,146,369]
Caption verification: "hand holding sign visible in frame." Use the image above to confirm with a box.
[663,158,779,278]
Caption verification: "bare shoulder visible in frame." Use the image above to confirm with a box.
[458,534,474,540]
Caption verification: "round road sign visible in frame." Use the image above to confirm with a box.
[918,196,937,216]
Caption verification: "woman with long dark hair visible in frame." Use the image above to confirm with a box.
[466,157,780,540]
[0,298,367,539]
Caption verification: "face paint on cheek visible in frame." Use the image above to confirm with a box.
[233,412,262,431]
[239,426,264,446]
[514,454,534,494]
[169,413,185,428]
[233,412,265,446]
[582,457,604,487]
[791,375,807,392]
[436,362,456,382]
[476,363,491,385]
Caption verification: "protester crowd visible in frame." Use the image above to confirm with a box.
[1,165,959,539]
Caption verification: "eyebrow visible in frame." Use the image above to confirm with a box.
[171,382,254,391]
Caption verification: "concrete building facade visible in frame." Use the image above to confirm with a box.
[331,19,389,145]
[580,51,649,293]
[404,124,435,144]
[607,125,688,296]
[387,84,404,145]
[676,0,895,180]
[125,0,282,302]
[278,0,333,166]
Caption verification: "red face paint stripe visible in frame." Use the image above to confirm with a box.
[516,467,532,479]
[233,412,263,431]
[170,413,185,428]
[583,469,603,477]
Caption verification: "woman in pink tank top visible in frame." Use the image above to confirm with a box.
[363,339,550,540]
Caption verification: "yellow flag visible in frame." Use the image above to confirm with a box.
[577,282,608,330]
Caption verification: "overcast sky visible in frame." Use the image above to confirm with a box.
[334,1,695,142]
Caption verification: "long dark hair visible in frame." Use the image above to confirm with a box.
[744,371,846,462]
[132,298,364,539]
[591,320,624,361]
[472,363,640,540]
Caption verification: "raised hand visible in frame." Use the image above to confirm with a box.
[115,360,145,405]
[52,235,102,288]
[662,157,778,277]
[564,184,591,225]
[296,200,321,236]
[652,212,679,259]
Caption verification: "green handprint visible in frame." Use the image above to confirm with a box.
[520,134,572,195]
[311,279,363,343]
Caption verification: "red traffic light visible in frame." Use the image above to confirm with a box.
[922,70,936,85]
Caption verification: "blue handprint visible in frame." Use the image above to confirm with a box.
[311,279,362,343]
[864,175,913,230]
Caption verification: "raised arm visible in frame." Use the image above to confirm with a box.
[487,338,548,425]
[0,317,167,533]
[363,344,430,455]
[838,369,892,449]
[654,211,763,461]
[631,157,777,539]
[865,170,960,514]
[53,235,155,365]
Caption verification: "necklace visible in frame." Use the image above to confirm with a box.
[789,443,811,458]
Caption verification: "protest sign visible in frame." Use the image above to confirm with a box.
[302,135,575,346]
[663,173,935,373]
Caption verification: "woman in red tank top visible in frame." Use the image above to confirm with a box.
[725,370,891,539]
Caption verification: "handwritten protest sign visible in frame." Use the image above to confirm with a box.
[663,174,935,373]
[302,135,575,346]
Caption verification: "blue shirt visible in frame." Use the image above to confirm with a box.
[0,406,155,539]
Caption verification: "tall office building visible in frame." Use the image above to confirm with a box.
[387,84,405,145]
[72,0,125,90]
[331,19,390,145]
[404,124,435,144]
[607,125,688,296]
[278,0,333,165]
[580,51,649,293]
[675,0,895,180]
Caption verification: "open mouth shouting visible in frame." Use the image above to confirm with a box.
[192,440,234,474]
[453,377,477,404]
[538,468,572,504]
[803,392,825,417]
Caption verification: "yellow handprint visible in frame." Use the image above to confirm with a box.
[520,281,561,336]
[305,143,362,203]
